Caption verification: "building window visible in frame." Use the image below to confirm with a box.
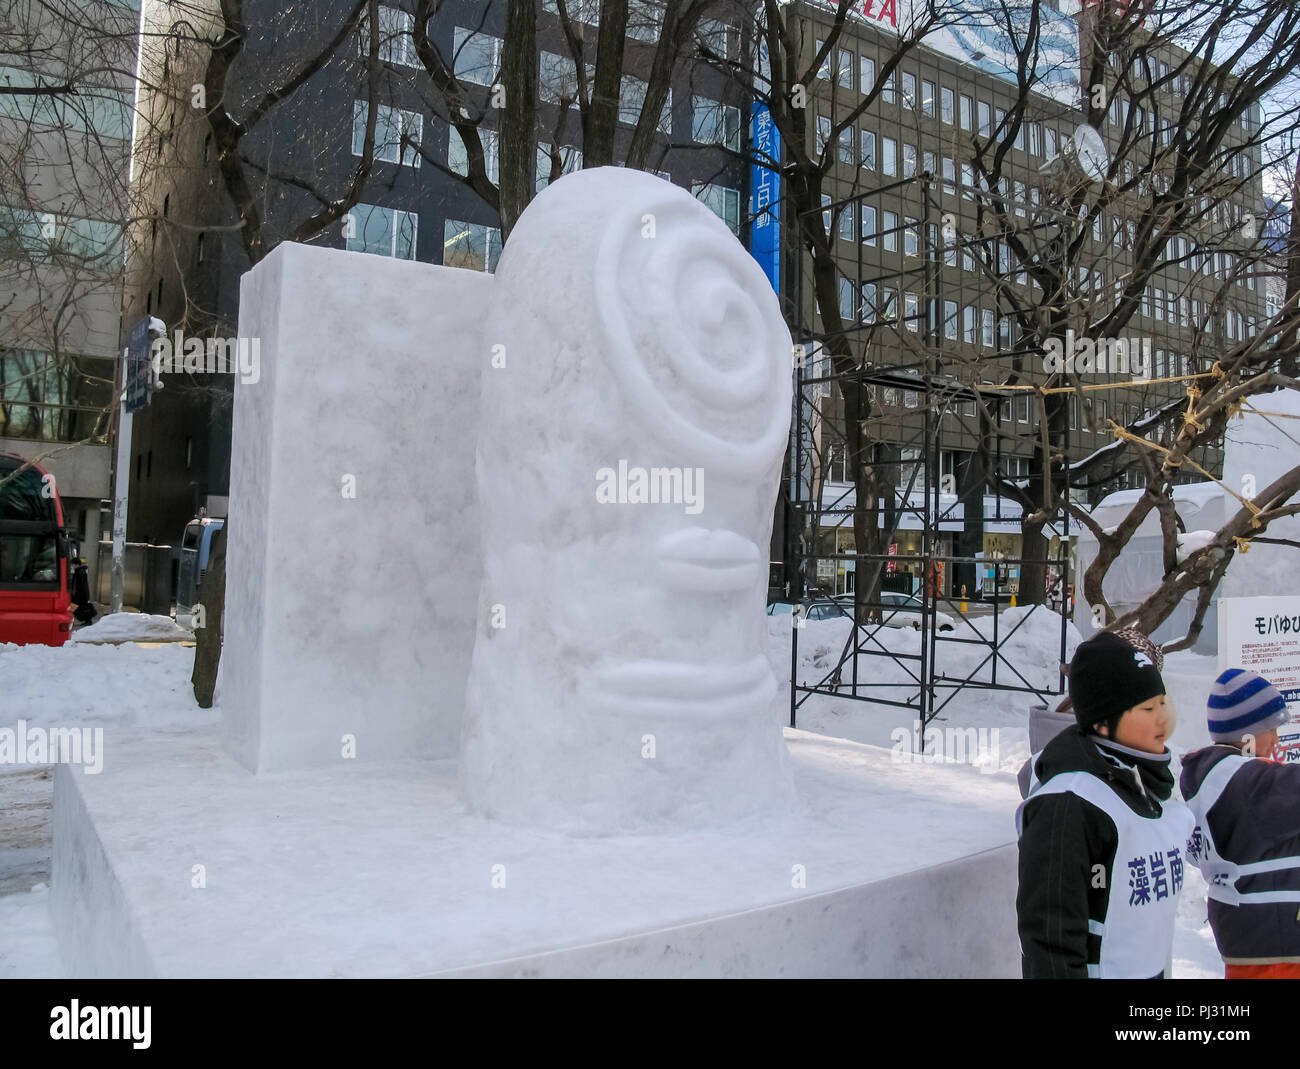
[535,142,582,190]
[904,292,919,332]
[346,202,417,259]
[839,127,854,164]
[839,277,855,321]
[942,157,955,196]
[620,77,671,133]
[628,0,665,42]
[838,49,854,88]
[443,219,501,272]
[861,204,877,246]
[452,26,502,85]
[816,114,831,156]
[977,100,991,137]
[448,127,498,182]
[839,202,854,241]
[540,51,587,104]
[695,19,735,59]
[959,94,973,131]
[982,308,994,348]
[815,40,830,80]
[921,79,936,117]
[860,56,875,94]
[862,282,877,322]
[693,182,740,234]
[902,142,916,178]
[882,136,897,176]
[882,210,898,251]
[904,217,918,256]
[940,86,954,124]
[353,101,422,166]
[360,5,418,67]
[901,72,916,109]
[880,286,896,320]
[963,305,976,343]
[692,96,740,150]
[860,129,876,170]
[944,300,957,339]
[543,0,600,22]
[882,71,896,105]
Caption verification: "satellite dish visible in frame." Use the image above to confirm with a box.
[1063,124,1109,183]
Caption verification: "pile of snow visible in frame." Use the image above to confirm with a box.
[69,613,193,645]
[1175,530,1217,563]
[0,641,209,732]
[766,606,1083,774]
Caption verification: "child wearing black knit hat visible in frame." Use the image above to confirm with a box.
[1016,630,1194,979]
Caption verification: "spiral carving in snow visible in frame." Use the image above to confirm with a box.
[459,167,796,834]
[591,195,793,478]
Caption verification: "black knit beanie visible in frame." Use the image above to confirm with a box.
[1068,630,1166,731]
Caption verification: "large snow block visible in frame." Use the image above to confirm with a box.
[222,243,487,772]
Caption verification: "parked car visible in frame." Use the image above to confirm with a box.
[767,595,954,630]
[876,592,956,631]
[765,599,853,622]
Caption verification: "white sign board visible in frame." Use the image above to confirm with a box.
[1218,596,1300,764]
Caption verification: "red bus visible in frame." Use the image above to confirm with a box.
[0,453,74,646]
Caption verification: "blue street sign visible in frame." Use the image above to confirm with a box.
[750,95,780,294]
[125,317,150,413]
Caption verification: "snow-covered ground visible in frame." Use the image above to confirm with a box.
[69,612,193,645]
[0,614,1226,977]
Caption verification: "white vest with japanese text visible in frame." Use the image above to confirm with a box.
[1019,770,1195,978]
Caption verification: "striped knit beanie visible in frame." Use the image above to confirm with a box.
[1207,669,1289,743]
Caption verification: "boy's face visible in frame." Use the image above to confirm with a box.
[1105,693,1174,753]
[1242,729,1279,759]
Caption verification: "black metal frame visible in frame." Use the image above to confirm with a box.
[781,171,1072,731]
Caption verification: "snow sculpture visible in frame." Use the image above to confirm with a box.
[459,167,797,832]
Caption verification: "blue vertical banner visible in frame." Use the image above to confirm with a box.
[750,42,780,294]
[125,317,151,413]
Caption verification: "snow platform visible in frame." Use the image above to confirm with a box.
[51,729,1021,978]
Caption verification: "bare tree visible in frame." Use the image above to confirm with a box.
[712,0,1300,648]
[0,0,140,493]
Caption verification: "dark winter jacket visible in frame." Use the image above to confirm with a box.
[1180,745,1300,964]
[1017,727,1185,979]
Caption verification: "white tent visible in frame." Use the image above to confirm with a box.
[1074,482,1229,654]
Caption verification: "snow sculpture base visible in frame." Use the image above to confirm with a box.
[222,243,487,772]
[50,730,1020,978]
